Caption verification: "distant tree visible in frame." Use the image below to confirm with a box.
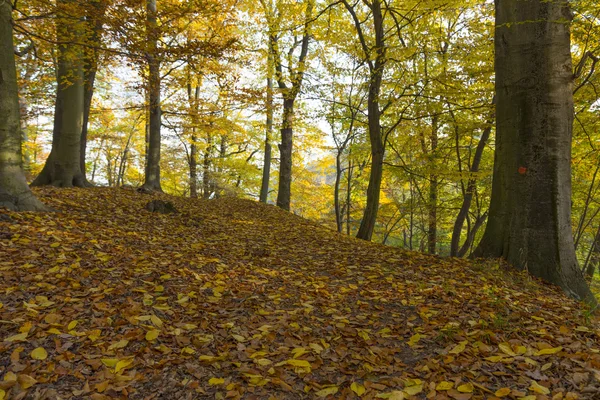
[474,0,596,304]
[0,2,46,210]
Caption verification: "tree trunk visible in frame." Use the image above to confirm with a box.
[450,105,493,257]
[271,0,312,211]
[259,51,274,203]
[334,151,343,232]
[202,133,212,199]
[585,225,600,281]
[0,2,46,210]
[427,115,439,254]
[187,82,200,198]
[346,158,353,236]
[355,0,385,241]
[473,0,595,304]
[79,0,106,185]
[32,0,86,188]
[276,98,294,211]
[141,0,162,192]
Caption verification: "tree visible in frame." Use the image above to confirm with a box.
[32,0,86,187]
[141,0,162,192]
[261,0,314,211]
[342,0,386,240]
[0,1,46,210]
[80,0,108,185]
[473,0,596,304]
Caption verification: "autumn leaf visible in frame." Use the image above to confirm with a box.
[351,382,366,396]
[407,333,424,347]
[449,340,468,354]
[208,377,225,385]
[146,329,160,341]
[17,374,37,389]
[115,358,134,373]
[529,381,550,395]
[108,339,129,351]
[457,382,474,393]
[4,332,27,342]
[30,347,48,360]
[495,387,511,397]
[315,386,338,397]
[403,383,423,395]
[498,343,516,356]
[534,346,562,356]
[436,381,454,391]
[101,358,119,368]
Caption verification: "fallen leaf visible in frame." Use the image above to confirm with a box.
[351,382,366,396]
[17,374,37,389]
[146,329,160,341]
[4,332,28,342]
[30,347,48,360]
[315,386,338,397]
[436,381,454,391]
[208,377,225,385]
[529,381,550,395]
[457,383,474,393]
[534,346,562,356]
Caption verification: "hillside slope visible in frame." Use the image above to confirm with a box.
[0,187,599,399]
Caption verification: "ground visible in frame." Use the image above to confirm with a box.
[0,187,599,400]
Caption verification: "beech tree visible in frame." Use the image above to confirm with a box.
[0,1,46,210]
[474,0,595,303]
[141,0,162,192]
[32,0,86,187]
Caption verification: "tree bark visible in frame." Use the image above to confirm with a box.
[0,2,46,210]
[32,0,86,188]
[259,44,274,203]
[141,0,162,192]
[79,0,107,185]
[187,82,200,198]
[276,98,294,210]
[272,0,312,211]
[473,0,595,304]
[426,115,439,254]
[202,132,212,199]
[355,0,385,241]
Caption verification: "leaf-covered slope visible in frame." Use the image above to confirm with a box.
[0,187,599,400]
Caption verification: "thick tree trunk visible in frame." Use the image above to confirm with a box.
[276,98,294,211]
[474,0,595,304]
[141,0,162,192]
[32,0,85,188]
[0,2,46,210]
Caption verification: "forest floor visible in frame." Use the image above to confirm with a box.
[0,187,599,400]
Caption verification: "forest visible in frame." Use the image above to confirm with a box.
[2,0,600,398]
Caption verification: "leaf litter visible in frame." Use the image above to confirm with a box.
[0,187,599,399]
